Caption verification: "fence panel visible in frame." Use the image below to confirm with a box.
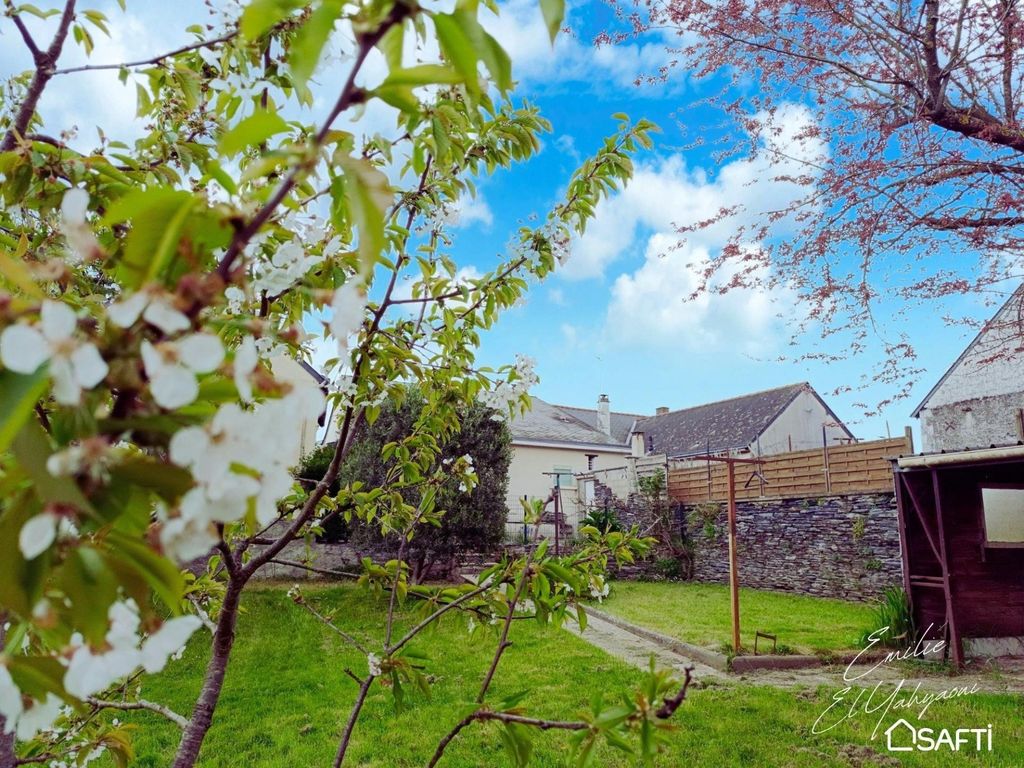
[667,436,909,503]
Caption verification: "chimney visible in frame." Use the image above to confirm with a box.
[655,406,669,416]
[631,430,646,457]
[597,394,611,436]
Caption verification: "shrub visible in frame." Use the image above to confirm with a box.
[581,507,623,534]
[860,586,914,648]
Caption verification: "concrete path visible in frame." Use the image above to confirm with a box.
[567,611,1024,695]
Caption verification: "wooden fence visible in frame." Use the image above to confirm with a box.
[667,436,910,503]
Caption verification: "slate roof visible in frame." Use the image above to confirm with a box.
[633,383,812,458]
[556,405,641,444]
[508,397,633,449]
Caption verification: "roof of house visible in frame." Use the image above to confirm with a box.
[911,284,1024,417]
[633,382,829,458]
[555,405,641,444]
[508,397,634,450]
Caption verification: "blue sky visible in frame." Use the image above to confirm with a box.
[3,0,1014,443]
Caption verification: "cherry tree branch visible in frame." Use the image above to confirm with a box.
[332,675,374,768]
[86,697,190,729]
[427,711,589,768]
[0,0,76,152]
[5,2,42,60]
[476,566,530,705]
[51,31,237,75]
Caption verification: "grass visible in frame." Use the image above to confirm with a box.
[598,581,876,655]
[100,585,1024,767]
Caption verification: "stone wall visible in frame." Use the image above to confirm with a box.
[682,492,902,602]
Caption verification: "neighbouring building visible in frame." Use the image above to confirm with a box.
[632,382,855,460]
[912,285,1024,452]
[271,356,329,458]
[505,395,638,537]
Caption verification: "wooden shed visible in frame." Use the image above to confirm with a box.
[893,445,1024,666]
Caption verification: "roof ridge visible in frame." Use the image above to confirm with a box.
[637,382,808,421]
[554,403,647,418]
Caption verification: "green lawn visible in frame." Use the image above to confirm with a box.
[100,585,1023,767]
[599,581,876,655]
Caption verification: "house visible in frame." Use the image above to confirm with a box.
[270,356,329,458]
[505,395,638,535]
[892,445,1024,665]
[631,382,855,460]
[912,285,1024,452]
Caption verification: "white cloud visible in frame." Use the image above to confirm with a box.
[548,287,566,306]
[606,235,800,352]
[560,322,578,347]
[487,0,681,91]
[451,194,493,229]
[576,104,826,352]
[565,103,827,280]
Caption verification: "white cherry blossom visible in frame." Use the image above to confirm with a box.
[18,512,59,560]
[367,653,382,676]
[0,301,108,404]
[233,336,258,402]
[107,286,190,334]
[141,334,224,409]
[0,665,23,735]
[63,600,201,699]
[60,188,101,263]
[162,385,325,560]
[330,281,367,353]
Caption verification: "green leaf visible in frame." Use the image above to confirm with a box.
[0,368,48,454]
[104,530,185,612]
[105,187,195,288]
[289,0,342,86]
[12,416,94,513]
[240,0,301,39]
[540,0,564,44]
[433,13,480,93]
[218,110,290,156]
[8,656,69,702]
[383,64,464,87]
[0,492,50,616]
[339,156,392,275]
[0,239,44,298]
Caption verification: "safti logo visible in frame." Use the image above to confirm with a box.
[885,718,993,752]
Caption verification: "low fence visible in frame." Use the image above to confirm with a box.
[667,435,910,503]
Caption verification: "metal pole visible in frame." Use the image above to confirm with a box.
[727,461,741,653]
[553,474,561,556]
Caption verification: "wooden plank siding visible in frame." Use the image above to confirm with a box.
[667,436,909,503]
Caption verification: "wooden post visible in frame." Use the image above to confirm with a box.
[553,474,561,557]
[904,426,915,454]
[930,469,963,667]
[727,461,741,653]
[821,425,832,494]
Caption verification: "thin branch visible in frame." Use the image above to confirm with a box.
[332,675,374,768]
[268,558,361,580]
[427,710,589,768]
[476,566,530,704]
[51,31,237,75]
[294,594,370,655]
[185,595,217,635]
[214,3,409,281]
[386,581,493,656]
[655,666,694,719]
[86,697,190,729]
[5,3,43,60]
[0,0,77,152]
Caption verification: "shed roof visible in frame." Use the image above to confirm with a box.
[633,383,821,458]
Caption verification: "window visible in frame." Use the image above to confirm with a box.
[553,465,576,488]
[980,487,1024,547]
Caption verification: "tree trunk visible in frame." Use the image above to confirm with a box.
[0,619,15,768]
[171,579,243,768]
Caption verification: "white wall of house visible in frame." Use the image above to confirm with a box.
[915,295,1024,451]
[506,443,629,525]
[754,390,853,454]
[269,356,325,461]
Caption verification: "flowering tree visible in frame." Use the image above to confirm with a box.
[616,0,1024,403]
[0,1,686,766]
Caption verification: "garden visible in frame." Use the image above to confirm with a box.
[106,585,1024,767]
